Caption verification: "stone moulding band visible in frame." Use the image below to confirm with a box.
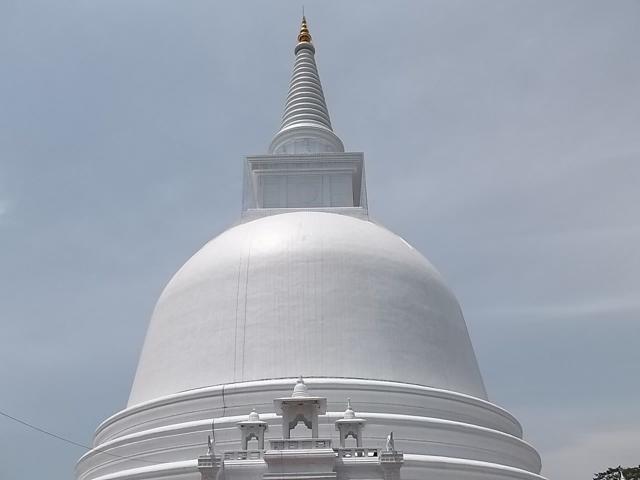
[80,455,546,480]
[77,377,539,479]
[98,378,520,440]
[78,411,540,474]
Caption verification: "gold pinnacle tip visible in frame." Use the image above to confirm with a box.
[297,15,312,43]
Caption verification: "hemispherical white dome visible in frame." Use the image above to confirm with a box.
[128,212,487,406]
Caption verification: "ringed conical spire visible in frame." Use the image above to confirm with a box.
[269,16,344,154]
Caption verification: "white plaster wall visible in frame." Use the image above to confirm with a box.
[83,462,546,480]
[128,212,487,406]
[77,209,545,480]
[76,379,542,480]
[98,380,520,445]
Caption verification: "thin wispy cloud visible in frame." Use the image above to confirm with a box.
[474,296,640,321]
[0,200,9,224]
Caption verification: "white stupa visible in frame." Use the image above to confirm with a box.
[76,17,546,480]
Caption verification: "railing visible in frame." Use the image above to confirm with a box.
[269,438,332,450]
[335,447,379,458]
[222,450,264,460]
[379,451,404,463]
[197,455,222,468]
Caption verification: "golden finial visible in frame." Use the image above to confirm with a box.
[298,15,312,43]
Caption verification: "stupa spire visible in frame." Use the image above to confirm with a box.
[269,16,344,154]
[298,15,312,43]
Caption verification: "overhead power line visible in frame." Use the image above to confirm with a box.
[0,409,156,465]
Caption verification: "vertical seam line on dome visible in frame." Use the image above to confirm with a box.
[240,242,252,381]
[232,242,244,382]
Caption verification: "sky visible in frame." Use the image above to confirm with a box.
[1,1,639,479]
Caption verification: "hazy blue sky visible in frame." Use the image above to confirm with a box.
[1,1,639,479]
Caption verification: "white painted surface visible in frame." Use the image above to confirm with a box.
[128,212,487,406]
[76,379,542,480]
[242,153,365,211]
[76,17,547,480]
[269,39,343,154]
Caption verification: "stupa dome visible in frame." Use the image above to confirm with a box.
[247,409,260,422]
[343,399,356,419]
[292,376,310,398]
[76,18,545,480]
[128,211,487,406]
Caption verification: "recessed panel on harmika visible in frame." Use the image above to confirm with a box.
[76,16,546,480]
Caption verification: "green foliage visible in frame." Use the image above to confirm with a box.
[594,466,640,480]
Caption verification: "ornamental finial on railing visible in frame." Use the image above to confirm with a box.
[298,15,312,43]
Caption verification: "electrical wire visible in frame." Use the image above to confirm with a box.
[0,409,156,465]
